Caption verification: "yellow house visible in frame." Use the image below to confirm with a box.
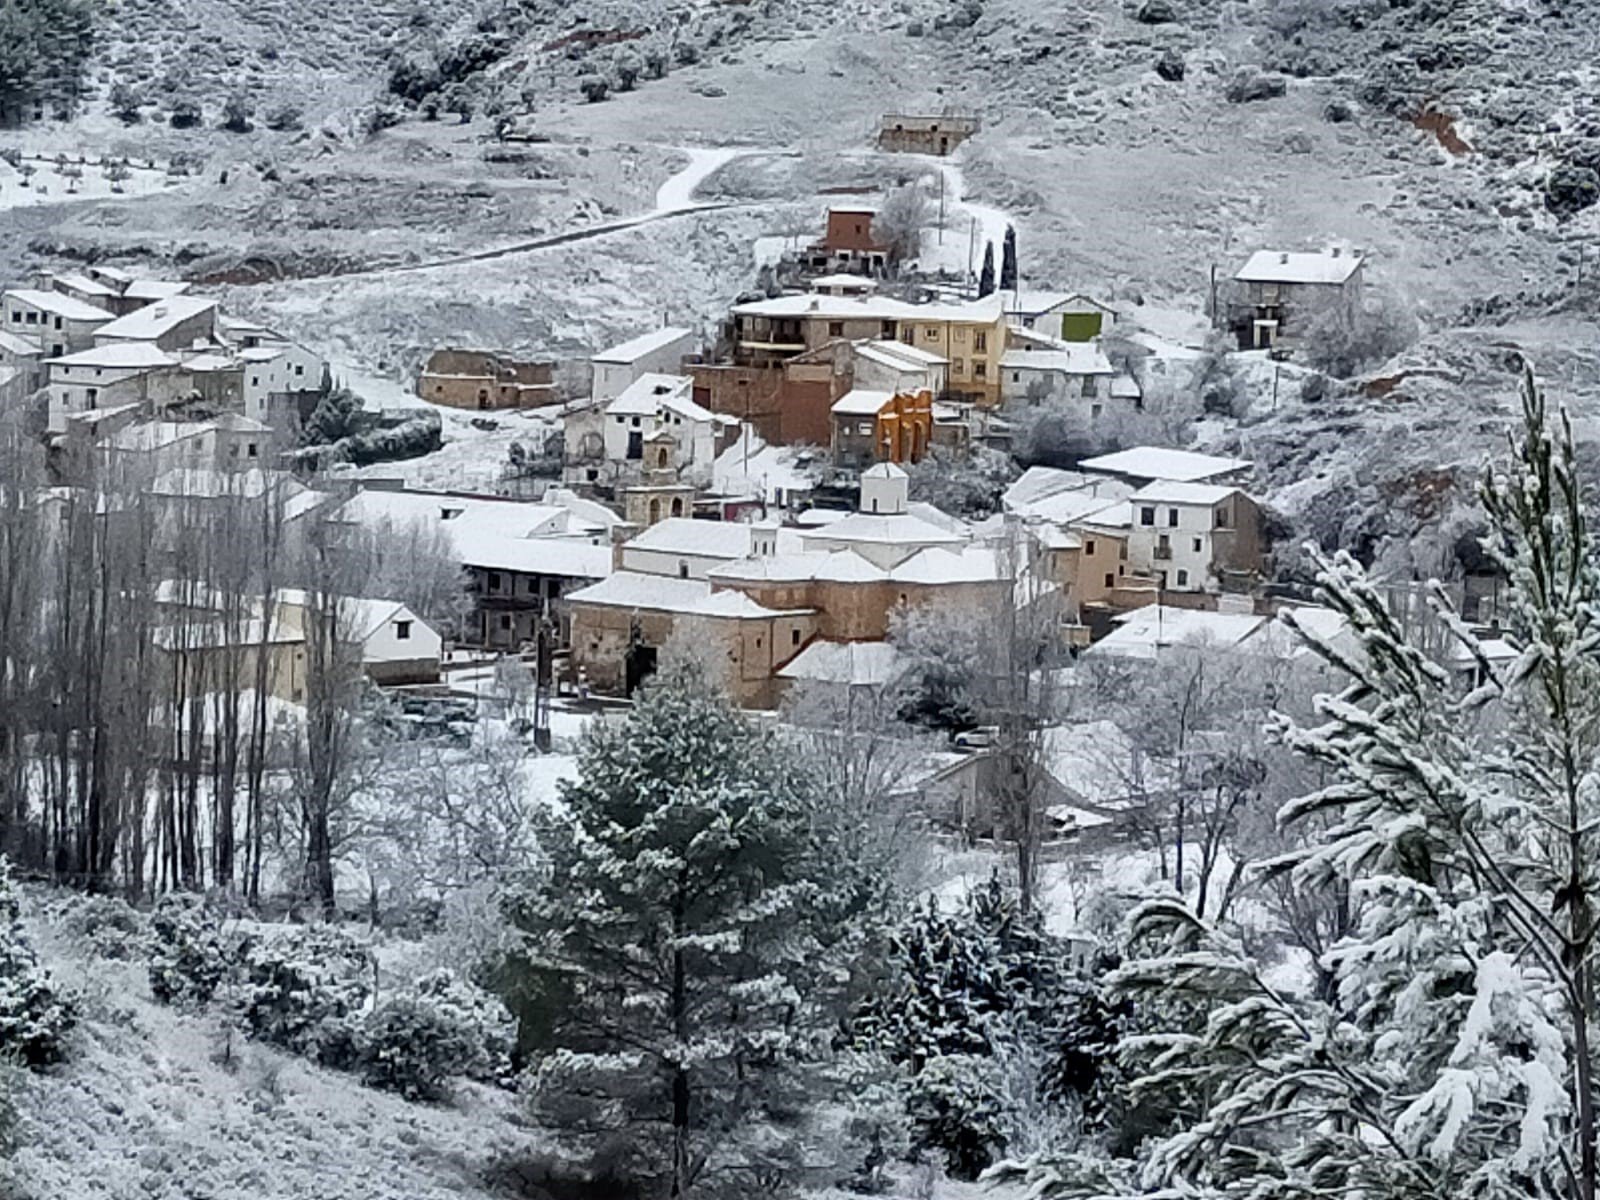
[894,295,1008,407]
[726,293,1010,407]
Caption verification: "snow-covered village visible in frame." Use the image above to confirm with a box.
[4,0,1600,1197]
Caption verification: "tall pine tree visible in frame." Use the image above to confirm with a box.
[1000,226,1018,292]
[978,242,996,298]
[515,662,880,1198]
[1002,363,1600,1200]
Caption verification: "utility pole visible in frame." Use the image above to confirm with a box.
[966,217,977,286]
[1208,263,1218,324]
[938,169,945,245]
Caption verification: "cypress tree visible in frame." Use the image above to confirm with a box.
[1000,225,1018,292]
[978,242,996,298]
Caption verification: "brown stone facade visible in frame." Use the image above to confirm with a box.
[689,344,849,447]
[877,114,981,156]
[569,605,817,708]
[418,349,557,411]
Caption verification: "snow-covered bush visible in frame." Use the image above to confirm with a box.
[903,1053,1009,1179]
[239,925,372,1060]
[353,970,514,1100]
[50,893,146,961]
[0,861,75,1067]
[147,897,229,1006]
[904,445,1016,519]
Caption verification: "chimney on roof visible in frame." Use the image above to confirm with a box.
[1330,246,1341,258]
[1278,253,1289,265]
[809,298,820,312]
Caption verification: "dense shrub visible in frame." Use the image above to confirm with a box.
[148,898,228,1006]
[240,925,372,1059]
[903,1053,1008,1179]
[52,893,145,961]
[0,861,74,1067]
[338,969,516,1100]
[169,99,202,128]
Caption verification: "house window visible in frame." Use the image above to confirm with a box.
[1192,537,1202,553]
[1084,376,1098,398]
[955,327,967,342]
[1086,539,1096,554]
[973,361,986,379]
[1090,404,1102,418]
[1103,573,1114,588]
[295,364,304,377]
[1011,371,1020,384]
[251,376,259,387]
[1215,506,1232,529]
[974,332,987,352]
[631,416,641,428]
[247,443,258,458]
[755,636,762,649]
[615,416,626,425]
[881,321,896,339]
[1168,509,1179,527]
[1176,569,1189,587]
[828,322,844,337]
[791,628,800,646]
[53,316,61,330]
[24,312,37,324]
[954,358,965,373]
[678,561,689,579]
[487,572,502,591]
[1140,507,1155,526]
[395,620,412,640]
[924,327,938,342]
[499,614,512,630]
[86,387,98,404]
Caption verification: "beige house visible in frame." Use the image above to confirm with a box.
[417,348,557,411]
[566,572,818,707]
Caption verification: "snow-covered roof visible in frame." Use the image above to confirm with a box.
[712,432,818,504]
[607,372,693,416]
[732,292,1005,324]
[0,330,40,357]
[1000,345,1115,376]
[1130,481,1242,507]
[832,388,894,416]
[4,288,112,321]
[1079,446,1251,483]
[888,546,1002,585]
[709,549,889,584]
[1246,605,1358,662]
[55,272,119,299]
[1086,605,1267,660]
[334,489,584,541]
[795,507,848,527]
[446,529,612,579]
[123,279,191,302]
[47,343,176,369]
[802,511,966,548]
[853,340,949,374]
[1110,373,1142,399]
[1007,290,1115,316]
[591,326,693,365]
[778,640,903,687]
[810,273,878,290]
[863,461,908,480]
[1235,249,1363,286]
[94,295,216,341]
[237,345,290,363]
[1001,467,1131,522]
[566,571,810,619]
[624,517,764,560]
[182,352,239,373]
